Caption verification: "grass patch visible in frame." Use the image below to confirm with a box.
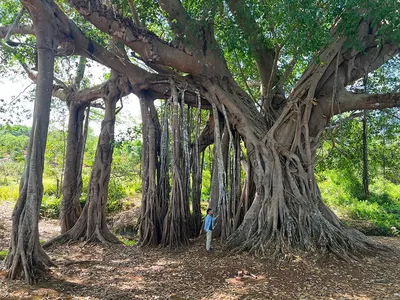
[0,185,19,202]
[118,237,137,246]
[319,172,400,236]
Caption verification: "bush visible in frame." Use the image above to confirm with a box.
[0,185,19,201]
[79,179,132,214]
[40,195,61,219]
[43,178,60,196]
[0,249,8,260]
[106,179,127,213]
[318,172,400,236]
[118,237,137,246]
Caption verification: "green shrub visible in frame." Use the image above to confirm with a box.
[0,185,19,201]
[0,249,8,260]
[43,178,59,196]
[107,179,127,213]
[319,172,400,236]
[119,237,137,246]
[40,195,61,219]
[79,179,132,213]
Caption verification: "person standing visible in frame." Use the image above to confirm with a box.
[204,208,217,252]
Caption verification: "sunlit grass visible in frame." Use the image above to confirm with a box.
[119,237,137,246]
[319,171,400,236]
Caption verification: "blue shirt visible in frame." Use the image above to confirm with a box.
[204,214,216,232]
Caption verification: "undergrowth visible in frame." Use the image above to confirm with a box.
[318,171,400,236]
[0,249,8,260]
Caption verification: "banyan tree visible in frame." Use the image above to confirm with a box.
[1,0,400,284]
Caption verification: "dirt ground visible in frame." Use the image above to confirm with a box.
[0,201,400,300]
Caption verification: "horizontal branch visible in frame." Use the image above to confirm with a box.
[0,25,35,39]
[336,90,400,113]
[73,83,106,106]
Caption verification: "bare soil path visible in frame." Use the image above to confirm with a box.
[1,200,400,299]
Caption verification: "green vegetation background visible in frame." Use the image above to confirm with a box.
[0,112,399,236]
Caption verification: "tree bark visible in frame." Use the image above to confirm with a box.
[161,80,190,248]
[44,73,129,246]
[205,30,395,259]
[5,2,57,283]
[157,100,170,227]
[189,94,203,237]
[209,78,383,259]
[60,102,87,233]
[139,95,162,246]
[362,110,370,198]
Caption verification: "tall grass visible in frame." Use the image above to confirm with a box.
[318,170,400,236]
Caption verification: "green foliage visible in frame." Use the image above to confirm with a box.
[318,171,400,236]
[0,125,29,160]
[0,249,8,260]
[317,105,400,236]
[317,108,400,185]
[40,195,61,219]
[106,179,127,213]
[0,125,29,200]
[118,237,137,246]
[44,129,66,185]
[0,184,19,201]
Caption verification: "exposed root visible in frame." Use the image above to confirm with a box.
[5,243,55,285]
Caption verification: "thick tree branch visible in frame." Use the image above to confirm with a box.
[27,0,155,89]
[336,90,400,113]
[68,0,204,75]
[0,25,35,39]
[74,83,106,106]
[4,8,26,45]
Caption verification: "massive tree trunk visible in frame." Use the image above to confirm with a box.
[5,2,57,283]
[203,78,377,260]
[60,102,87,233]
[44,73,129,246]
[208,31,398,259]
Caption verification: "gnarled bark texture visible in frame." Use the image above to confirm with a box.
[219,28,398,259]
[139,95,163,246]
[161,81,190,248]
[44,73,130,246]
[5,1,57,284]
[60,102,87,233]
